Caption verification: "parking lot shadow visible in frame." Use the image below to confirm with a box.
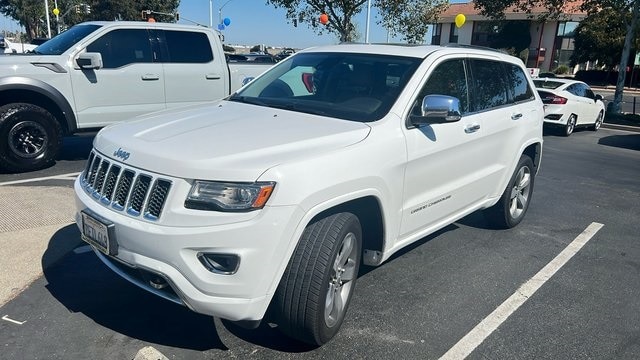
[598,134,640,151]
[57,134,95,161]
[42,226,229,352]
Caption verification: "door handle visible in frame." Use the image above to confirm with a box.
[464,123,481,133]
[141,74,160,81]
[511,113,523,120]
[206,73,222,80]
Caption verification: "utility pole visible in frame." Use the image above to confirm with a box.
[365,0,371,43]
[44,0,51,38]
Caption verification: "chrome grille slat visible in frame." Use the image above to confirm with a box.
[81,150,171,221]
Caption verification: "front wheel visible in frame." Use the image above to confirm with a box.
[0,103,62,172]
[484,155,535,229]
[273,212,362,345]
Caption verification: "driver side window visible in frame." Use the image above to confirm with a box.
[414,59,469,115]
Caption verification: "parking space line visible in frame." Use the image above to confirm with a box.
[440,222,604,360]
[0,172,81,186]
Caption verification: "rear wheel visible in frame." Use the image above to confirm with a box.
[0,103,62,172]
[564,114,576,137]
[484,155,535,229]
[273,212,361,345]
[590,110,603,131]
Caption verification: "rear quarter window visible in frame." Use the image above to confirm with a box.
[506,64,535,102]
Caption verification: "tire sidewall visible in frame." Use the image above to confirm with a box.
[565,115,576,136]
[0,104,62,172]
[315,214,362,344]
[501,156,535,228]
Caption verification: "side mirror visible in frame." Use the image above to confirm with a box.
[595,94,603,101]
[76,52,103,70]
[410,95,462,126]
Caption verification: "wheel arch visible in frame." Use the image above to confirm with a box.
[522,141,542,175]
[0,77,77,134]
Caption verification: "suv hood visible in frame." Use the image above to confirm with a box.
[94,101,371,180]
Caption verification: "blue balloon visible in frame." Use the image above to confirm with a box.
[223,17,231,26]
[217,23,225,30]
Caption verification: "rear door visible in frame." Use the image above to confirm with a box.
[69,28,165,128]
[158,29,229,108]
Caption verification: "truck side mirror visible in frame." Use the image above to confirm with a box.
[76,52,103,70]
[410,95,462,126]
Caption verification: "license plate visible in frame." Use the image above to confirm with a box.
[81,210,117,256]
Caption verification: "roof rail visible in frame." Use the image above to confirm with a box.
[442,43,509,55]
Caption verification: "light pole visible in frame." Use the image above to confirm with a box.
[365,0,371,43]
[209,0,213,27]
[218,0,234,27]
[44,0,51,38]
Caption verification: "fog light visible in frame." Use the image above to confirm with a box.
[198,253,240,275]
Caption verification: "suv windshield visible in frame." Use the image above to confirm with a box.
[229,52,421,122]
[34,24,101,55]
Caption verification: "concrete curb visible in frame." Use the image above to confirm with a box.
[601,122,640,133]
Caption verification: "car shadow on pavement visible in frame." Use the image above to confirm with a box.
[57,134,95,161]
[598,134,640,151]
[42,225,230,352]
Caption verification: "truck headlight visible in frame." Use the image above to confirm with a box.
[185,181,275,211]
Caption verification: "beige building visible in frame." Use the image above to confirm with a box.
[435,1,587,72]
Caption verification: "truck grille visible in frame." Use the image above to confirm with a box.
[81,151,172,221]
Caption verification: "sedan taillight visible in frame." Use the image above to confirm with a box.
[538,91,567,105]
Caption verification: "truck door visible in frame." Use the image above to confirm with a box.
[158,29,229,108]
[69,28,165,128]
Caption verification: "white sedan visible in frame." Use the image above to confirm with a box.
[534,78,605,136]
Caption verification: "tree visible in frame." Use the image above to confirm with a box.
[473,0,640,114]
[570,8,630,69]
[376,0,448,44]
[490,20,531,56]
[0,0,180,40]
[266,0,367,42]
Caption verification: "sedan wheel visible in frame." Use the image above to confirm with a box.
[590,110,603,131]
[564,114,576,137]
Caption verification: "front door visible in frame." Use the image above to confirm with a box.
[69,28,165,129]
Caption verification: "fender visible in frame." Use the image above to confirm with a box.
[0,76,77,133]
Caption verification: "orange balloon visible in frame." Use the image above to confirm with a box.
[319,13,328,25]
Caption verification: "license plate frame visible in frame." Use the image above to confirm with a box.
[81,209,118,256]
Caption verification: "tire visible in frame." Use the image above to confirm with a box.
[564,114,576,137]
[0,103,62,172]
[484,155,535,229]
[590,110,603,131]
[273,212,362,345]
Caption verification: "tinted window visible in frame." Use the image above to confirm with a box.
[533,80,564,89]
[506,64,534,102]
[86,29,153,68]
[470,59,509,111]
[36,24,101,55]
[415,59,469,114]
[566,83,586,97]
[163,30,213,63]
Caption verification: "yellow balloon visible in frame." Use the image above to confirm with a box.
[455,13,466,28]
[52,8,60,16]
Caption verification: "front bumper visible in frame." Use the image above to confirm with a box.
[74,177,303,321]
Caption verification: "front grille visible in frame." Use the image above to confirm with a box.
[81,150,172,221]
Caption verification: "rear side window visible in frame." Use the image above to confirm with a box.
[470,59,509,111]
[163,30,213,63]
[86,29,153,69]
[506,64,534,102]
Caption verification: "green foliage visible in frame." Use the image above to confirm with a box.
[0,0,180,40]
[570,7,636,69]
[266,0,367,42]
[553,64,570,74]
[376,0,448,44]
[223,44,236,53]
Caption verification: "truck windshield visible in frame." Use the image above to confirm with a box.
[34,24,101,55]
[229,52,421,122]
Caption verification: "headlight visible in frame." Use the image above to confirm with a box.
[185,181,275,212]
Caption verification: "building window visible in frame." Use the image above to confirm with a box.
[432,24,442,45]
[449,24,458,43]
[471,22,497,47]
[552,21,578,71]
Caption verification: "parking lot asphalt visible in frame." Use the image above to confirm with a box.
[0,127,639,359]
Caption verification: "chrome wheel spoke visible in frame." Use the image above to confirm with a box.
[341,259,357,282]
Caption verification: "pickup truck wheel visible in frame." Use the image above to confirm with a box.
[0,103,62,172]
[484,155,534,229]
[274,212,361,345]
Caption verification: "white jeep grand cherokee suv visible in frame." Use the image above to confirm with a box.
[75,44,543,345]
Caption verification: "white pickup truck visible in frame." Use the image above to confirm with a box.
[75,44,544,345]
[0,21,270,172]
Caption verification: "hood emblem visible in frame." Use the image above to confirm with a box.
[113,148,130,161]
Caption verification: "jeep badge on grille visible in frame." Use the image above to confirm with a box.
[113,148,130,161]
